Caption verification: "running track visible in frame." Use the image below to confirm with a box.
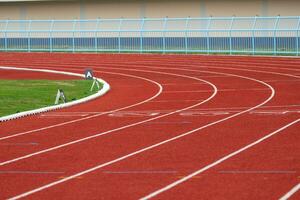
[0,53,299,200]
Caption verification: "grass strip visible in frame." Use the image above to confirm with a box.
[0,79,102,117]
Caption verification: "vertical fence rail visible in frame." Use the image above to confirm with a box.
[273,16,280,55]
[118,18,123,53]
[27,20,32,52]
[229,16,235,55]
[297,17,300,56]
[49,20,54,52]
[184,17,190,54]
[162,17,168,54]
[206,17,212,54]
[4,20,9,52]
[140,18,145,53]
[95,18,100,52]
[72,20,76,52]
[0,16,299,56]
[251,16,257,55]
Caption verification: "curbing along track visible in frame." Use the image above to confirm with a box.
[0,66,110,122]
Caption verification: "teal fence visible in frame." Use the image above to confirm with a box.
[0,16,300,55]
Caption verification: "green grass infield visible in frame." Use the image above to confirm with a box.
[0,79,102,117]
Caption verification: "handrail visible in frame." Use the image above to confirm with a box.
[0,16,299,56]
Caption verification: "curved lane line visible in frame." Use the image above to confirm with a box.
[141,118,300,199]
[0,68,218,166]
[0,69,163,141]
[8,68,274,200]
[280,183,300,200]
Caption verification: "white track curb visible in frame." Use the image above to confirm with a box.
[0,66,110,122]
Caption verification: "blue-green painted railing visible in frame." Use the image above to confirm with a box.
[0,16,300,55]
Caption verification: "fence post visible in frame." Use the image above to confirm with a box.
[140,17,145,53]
[72,20,77,53]
[27,20,32,52]
[296,16,300,56]
[95,18,100,52]
[185,17,190,54]
[162,17,168,54]
[206,17,212,54]
[118,18,123,53]
[4,19,9,52]
[251,16,257,55]
[49,20,54,52]
[229,16,235,55]
[273,16,280,55]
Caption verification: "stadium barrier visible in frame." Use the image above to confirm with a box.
[0,16,300,56]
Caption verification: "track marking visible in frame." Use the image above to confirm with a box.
[141,118,300,200]
[0,171,64,175]
[102,171,178,174]
[265,79,300,83]
[0,70,163,141]
[108,111,160,117]
[179,111,230,117]
[0,142,38,146]
[1,65,274,168]
[219,170,297,174]
[164,88,269,93]
[162,83,207,86]
[0,69,218,166]
[280,183,300,200]
[146,121,191,124]
[39,113,90,117]
[7,69,274,199]
[151,100,200,103]
[250,110,300,115]
[2,58,298,198]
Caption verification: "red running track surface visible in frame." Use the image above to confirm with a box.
[0,53,299,200]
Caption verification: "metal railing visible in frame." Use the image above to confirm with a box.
[0,16,300,56]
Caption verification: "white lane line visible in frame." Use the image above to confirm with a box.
[162,83,207,86]
[124,59,300,80]
[8,70,273,199]
[146,121,191,124]
[280,183,300,200]
[39,113,90,117]
[265,79,300,83]
[0,70,163,141]
[164,88,269,93]
[0,171,64,175]
[132,59,300,74]
[27,104,300,118]
[151,100,200,103]
[141,118,300,200]
[103,171,178,174]
[98,104,300,115]
[218,170,296,174]
[0,143,38,146]
[0,69,218,166]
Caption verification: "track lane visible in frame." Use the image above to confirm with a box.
[141,119,300,200]
[26,65,299,200]
[0,52,298,199]
[2,67,274,198]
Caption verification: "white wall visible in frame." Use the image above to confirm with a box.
[0,0,299,20]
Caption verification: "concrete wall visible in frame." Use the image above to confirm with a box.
[0,0,299,20]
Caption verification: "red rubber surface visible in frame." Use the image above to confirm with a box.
[0,53,299,200]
